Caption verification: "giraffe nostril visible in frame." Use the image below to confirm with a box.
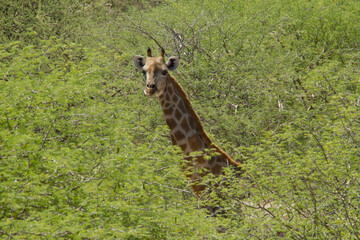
[147,84,156,89]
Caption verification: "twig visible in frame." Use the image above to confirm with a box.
[118,13,164,50]
[309,131,329,164]
[4,113,12,130]
[38,118,56,152]
[322,73,347,106]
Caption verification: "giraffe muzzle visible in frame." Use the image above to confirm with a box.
[144,84,158,97]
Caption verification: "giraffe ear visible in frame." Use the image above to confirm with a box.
[133,55,145,70]
[166,56,180,71]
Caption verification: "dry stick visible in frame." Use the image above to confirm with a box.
[118,13,164,51]
[309,131,330,164]
[322,73,347,106]
[39,118,56,152]
[160,23,186,56]
[161,20,220,61]
[4,113,12,130]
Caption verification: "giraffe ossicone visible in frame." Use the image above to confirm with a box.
[133,48,242,197]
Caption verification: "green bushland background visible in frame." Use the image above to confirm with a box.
[1,0,359,239]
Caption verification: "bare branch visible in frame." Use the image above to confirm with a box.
[116,13,165,50]
[38,118,56,152]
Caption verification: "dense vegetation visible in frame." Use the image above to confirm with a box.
[1,0,359,238]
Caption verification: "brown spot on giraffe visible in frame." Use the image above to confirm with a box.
[166,118,177,129]
[188,133,204,152]
[191,184,206,194]
[178,100,187,113]
[187,117,196,129]
[174,109,182,121]
[180,118,190,133]
[208,156,217,166]
[163,107,173,116]
[212,164,223,175]
[174,130,185,141]
[159,96,165,105]
[195,155,206,165]
[170,134,177,145]
[179,143,187,152]
[167,85,173,95]
[165,93,171,102]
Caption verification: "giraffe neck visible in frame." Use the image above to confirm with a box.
[157,74,241,186]
[158,76,212,155]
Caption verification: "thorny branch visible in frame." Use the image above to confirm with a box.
[116,13,165,51]
[38,118,56,152]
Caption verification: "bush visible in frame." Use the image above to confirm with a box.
[1,0,360,238]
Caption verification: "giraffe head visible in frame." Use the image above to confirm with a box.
[133,48,180,97]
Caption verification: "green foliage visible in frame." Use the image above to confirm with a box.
[1,0,360,238]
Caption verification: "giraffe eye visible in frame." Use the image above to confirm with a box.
[162,70,168,75]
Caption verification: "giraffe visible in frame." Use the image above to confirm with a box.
[133,48,242,200]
